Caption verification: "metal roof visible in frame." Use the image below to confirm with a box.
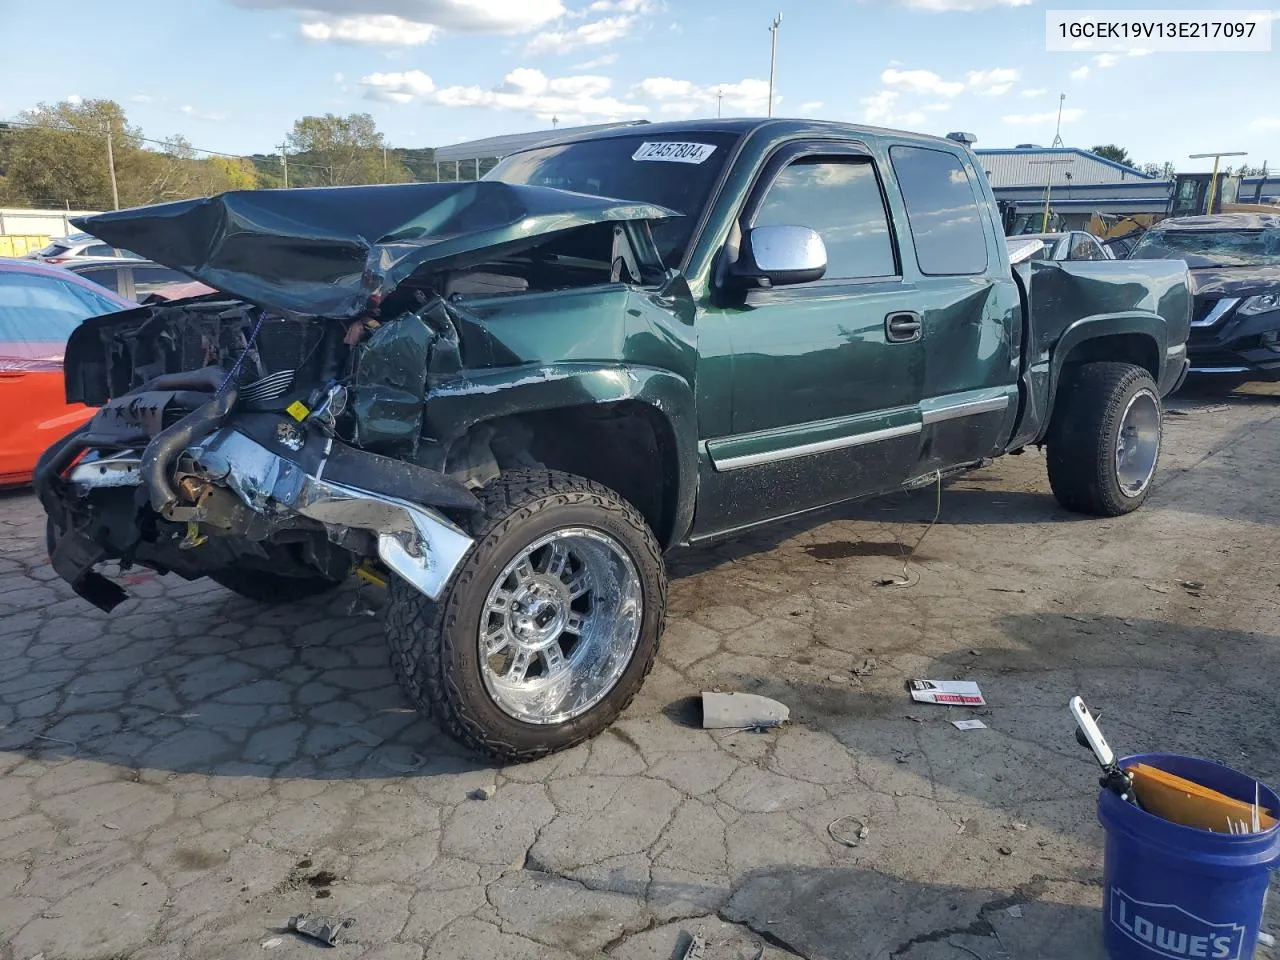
[432,121,650,162]
[974,147,1152,187]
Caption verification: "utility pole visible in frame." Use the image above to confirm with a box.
[1051,93,1066,148]
[1029,157,1075,232]
[552,115,559,129]
[1189,151,1246,214]
[383,146,388,180]
[717,88,723,118]
[104,121,120,210]
[278,142,289,188]
[767,13,782,118]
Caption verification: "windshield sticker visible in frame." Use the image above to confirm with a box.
[632,142,718,164]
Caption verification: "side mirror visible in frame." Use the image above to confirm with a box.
[732,225,827,287]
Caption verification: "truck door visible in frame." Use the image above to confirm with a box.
[885,144,1020,480]
[692,142,926,538]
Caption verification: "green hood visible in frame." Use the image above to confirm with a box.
[73,181,679,319]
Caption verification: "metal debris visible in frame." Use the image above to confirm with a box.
[681,930,708,960]
[852,656,879,677]
[261,937,283,949]
[1006,905,1024,919]
[1178,580,1206,593]
[288,914,355,947]
[470,786,495,800]
[701,692,789,730]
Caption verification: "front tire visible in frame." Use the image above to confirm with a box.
[1046,361,1163,517]
[383,470,666,763]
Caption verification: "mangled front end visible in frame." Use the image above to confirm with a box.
[36,182,679,610]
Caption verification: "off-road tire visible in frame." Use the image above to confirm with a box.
[209,569,345,604]
[1046,361,1162,517]
[383,469,667,763]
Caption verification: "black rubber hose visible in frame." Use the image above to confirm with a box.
[134,366,225,393]
[139,385,239,513]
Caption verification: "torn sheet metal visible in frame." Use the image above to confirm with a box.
[73,182,679,320]
[288,914,355,947]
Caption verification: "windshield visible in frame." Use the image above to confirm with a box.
[1129,228,1280,267]
[485,131,741,266]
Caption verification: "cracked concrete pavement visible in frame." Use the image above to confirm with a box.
[1,390,1278,960]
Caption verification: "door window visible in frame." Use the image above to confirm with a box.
[889,145,989,276]
[752,158,897,280]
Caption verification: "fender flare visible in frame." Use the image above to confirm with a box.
[1046,311,1166,419]
[423,362,698,546]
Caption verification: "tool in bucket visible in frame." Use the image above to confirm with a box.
[1070,696,1141,806]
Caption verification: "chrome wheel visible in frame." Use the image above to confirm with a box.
[1115,389,1160,498]
[479,528,642,725]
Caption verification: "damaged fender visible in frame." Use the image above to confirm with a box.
[424,363,700,547]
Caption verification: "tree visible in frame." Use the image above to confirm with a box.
[5,99,140,209]
[208,156,259,190]
[1091,144,1135,168]
[286,113,396,186]
[1140,161,1176,179]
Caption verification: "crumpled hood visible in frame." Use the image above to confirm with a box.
[1188,264,1280,300]
[73,181,679,319]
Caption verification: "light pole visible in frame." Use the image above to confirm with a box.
[717,87,723,119]
[103,121,120,210]
[767,13,782,118]
[1029,157,1075,232]
[1051,93,1066,148]
[1189,151,1247,214]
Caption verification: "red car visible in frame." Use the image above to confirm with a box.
[0,258,133,486]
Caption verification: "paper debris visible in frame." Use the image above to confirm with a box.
[952,719,987,731]
[1007,905,1024,919]
[908,679,986,706]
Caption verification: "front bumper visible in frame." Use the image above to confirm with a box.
[37,412,479,612]
[1187,305,1280,380]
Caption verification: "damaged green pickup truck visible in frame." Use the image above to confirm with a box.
[37,119,1191,761]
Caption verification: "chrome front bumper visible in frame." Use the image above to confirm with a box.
[70,428,475,601]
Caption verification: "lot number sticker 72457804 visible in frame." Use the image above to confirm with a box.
[632,142,718,164]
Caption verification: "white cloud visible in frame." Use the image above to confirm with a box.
[574,52,619,69]
[890,0,1032,8]
[799,100,824,113]
[300,14,437,44]
[1069,65,1090,80]
[129,94,155,104]
[966,67,1019,96]
[65,94,84,106]
[360,66,647,121]
[231,0,565,34]
[1002,107,1084,125]
[526,15,633,54]
[1128,47,1152,57]
[360,69,437,103]
[861,90,925,127]
[333,72,345,83]
[632,76,772,115]
[881,68,964,97]
[588,0,662,10]
[1020,87,1048,97]
[179,104,228,121]
[923,102,951,112]
[1093,53,1118,68]
[1254,117,1280,129]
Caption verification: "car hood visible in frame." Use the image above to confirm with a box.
[72,182,679,320]
[1188,264,1280,300]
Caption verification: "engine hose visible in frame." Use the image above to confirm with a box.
[140,385,239,514]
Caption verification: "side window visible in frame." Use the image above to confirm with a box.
[751,158,897,280]
[75,267,126,297]
[85,243,116,258]
[889,145,988,276]
[131,267,187,298]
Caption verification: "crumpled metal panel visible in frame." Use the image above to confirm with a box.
[72,182,680,320]
[350,313,432,456]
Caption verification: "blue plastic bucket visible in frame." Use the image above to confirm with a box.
[1098,753,1280,960]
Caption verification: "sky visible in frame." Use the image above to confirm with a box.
[1,0,1277,172]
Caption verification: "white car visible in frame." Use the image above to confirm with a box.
[27,232,144,264]
[1017,231,1115,261]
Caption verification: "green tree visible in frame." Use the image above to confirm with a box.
[1091,144,1135,168]
[5,99,141,209]
[1140,161,1176,179]
[286,113,399,186]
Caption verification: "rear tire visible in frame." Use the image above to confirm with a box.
[209,568,346,604]
[1046,361,1163,517]
[383,469,666,763]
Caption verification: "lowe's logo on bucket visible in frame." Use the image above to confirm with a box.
[1110,889,1246,959]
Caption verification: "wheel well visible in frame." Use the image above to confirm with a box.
[460,402,679,547]
[1059,333,1159,381]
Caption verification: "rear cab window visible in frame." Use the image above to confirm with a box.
[889,144,989,276]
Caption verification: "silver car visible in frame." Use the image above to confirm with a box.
[27,232,144,264]
[1017,231,1115,261]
